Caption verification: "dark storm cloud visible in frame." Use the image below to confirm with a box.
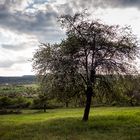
[0,0,65,42]
[0,0,140,45]
[0,10,63,42]
[71,0,140,9]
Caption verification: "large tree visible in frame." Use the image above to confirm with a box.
[33,12,139,121]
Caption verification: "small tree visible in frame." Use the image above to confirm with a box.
[33,12,139,121]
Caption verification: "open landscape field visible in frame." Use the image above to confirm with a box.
[0,107,140,140]
[1,1,140,140]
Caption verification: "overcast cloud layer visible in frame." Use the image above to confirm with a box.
[0,0,140,76]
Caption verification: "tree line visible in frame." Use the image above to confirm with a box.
[0,75,140,114]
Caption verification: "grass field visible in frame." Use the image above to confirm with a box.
[0,107,140,140]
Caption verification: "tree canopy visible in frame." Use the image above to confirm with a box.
[32,12,139,121]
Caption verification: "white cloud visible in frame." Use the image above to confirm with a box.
[0,28,39,75]
[0,62,33,76]
[92,8,140,39]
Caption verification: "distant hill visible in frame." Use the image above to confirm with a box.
[0,75,36,85]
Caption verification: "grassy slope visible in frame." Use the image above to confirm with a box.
[0,107,140,140]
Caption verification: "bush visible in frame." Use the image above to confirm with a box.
[10,97,31,108]
[0,97,31,109]
[0,97,12,109]
[31,98,63,109]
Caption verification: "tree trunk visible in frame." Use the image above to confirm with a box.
[65,101,69,108]
[130,98,134,106]
[43,104,46,112]
[82,86,93,121]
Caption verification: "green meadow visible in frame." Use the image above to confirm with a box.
[0,107,140,140]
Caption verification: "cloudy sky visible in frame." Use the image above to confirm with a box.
[0,0,140,76]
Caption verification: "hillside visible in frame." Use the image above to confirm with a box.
[0,107,140,140]
[0,75,36,85]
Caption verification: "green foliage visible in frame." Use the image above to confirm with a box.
[0,84,38,97]
[0,96,31,109]
[0,96,12,108]
[31,97,62,109]
[94,75,140,106]
[0,85,26,96]
[12,97,31,108]
[0,84,40,110]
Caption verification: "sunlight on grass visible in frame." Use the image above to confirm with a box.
[0,107,140,140]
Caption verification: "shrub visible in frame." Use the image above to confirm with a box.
[0,97,31,109]
[0,97,12,109]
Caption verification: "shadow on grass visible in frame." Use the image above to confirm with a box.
[1,114,140,140]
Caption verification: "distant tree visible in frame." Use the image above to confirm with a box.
[33,12,139,121]
[121,75,140,106]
